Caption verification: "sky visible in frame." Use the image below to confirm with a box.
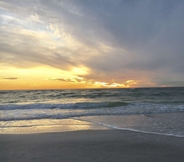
[0,0,184,90]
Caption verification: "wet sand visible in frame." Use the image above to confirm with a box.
[1,130,184,162]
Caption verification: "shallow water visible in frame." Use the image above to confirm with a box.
[0,87,184,135]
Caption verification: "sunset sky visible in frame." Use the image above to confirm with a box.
[0,0,184,90]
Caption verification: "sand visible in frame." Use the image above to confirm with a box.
[1,130,184,162]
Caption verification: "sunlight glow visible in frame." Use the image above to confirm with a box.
[0,64,138,90]
[71,67,89,75]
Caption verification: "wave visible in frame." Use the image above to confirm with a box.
[1,102,184,121]
[0,101,129,110]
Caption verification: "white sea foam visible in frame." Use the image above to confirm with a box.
[74,114,184,138]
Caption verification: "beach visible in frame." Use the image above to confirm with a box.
[1,114,184,162]
[1,129,184,162]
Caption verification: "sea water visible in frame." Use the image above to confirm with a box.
[0,87,184,136]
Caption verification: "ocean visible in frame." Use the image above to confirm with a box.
[0,87,184,136]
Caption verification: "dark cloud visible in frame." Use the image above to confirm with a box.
[1,77,18,80]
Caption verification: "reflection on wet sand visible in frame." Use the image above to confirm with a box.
[0,118,109,134]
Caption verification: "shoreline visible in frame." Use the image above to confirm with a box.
[1,113,184,137]
[75,113,184,138]
[1,129,184,162]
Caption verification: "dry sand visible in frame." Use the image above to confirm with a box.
[1,130,184,162]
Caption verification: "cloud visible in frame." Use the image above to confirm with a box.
[49,78,79,83]
[0,0,184,87]
[0,77,18,80]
